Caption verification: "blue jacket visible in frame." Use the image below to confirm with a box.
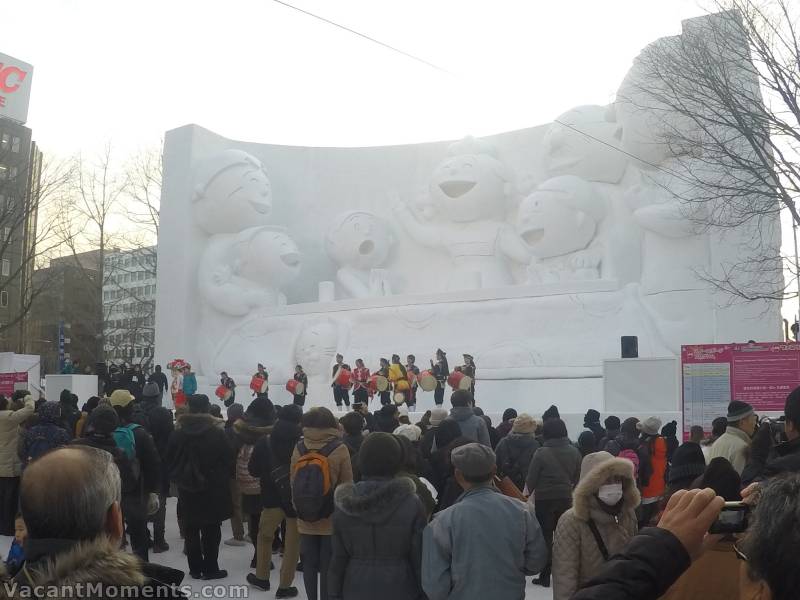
[422,485,547,600]
[5,539,24,576]
[182,373,197,396]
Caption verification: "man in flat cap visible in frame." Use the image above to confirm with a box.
[422,443,546,600]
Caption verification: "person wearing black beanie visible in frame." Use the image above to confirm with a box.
[583,409,606,446]
[692,457,741,501]
[666,442,706,495]
[661,420,679,462]
[330,432,426,599]
[496,408,518,440]
[599,415,621,451]
[542,405,560,422]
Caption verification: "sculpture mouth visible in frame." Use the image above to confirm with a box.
[522,228,545,245]
[358,240,375,255]
[439,180,476,198]
[249,200,272,215]
[280,252,301,267]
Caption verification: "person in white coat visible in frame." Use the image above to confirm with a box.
[0,393,34,534]
[708,401,756,474]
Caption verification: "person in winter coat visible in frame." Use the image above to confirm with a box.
[374,403,400,433]
[149,364,169,403]
[525,417,582,587]
[428,420,472,512]
[583,409,606,446]
[0,394,33,535]
[58,389,80,438]
[247,404,303,597]
[742,388,800,485]
[663,441,707,503]
[660,457,742,600]
[708,400,757,475]
[597,415,620,450]
[569,488,724,600]
[181,365,198,397]
[478,413,499,449]
[330,432,427,600]
[701,416,728,462]
[110,389,162,562]
[495,408,518,440]
[422,443,547,600]
[290,407,353,600]
[233,399,274,568]
[637,417,667,528]
[661,420,680,463]
[74,396,100,438]
[394,434,436,517]
[494,413,539,492]
[445,390,490,446]
[419,407,448,459]
[340,412,365,456]
[19,401,70,467]
[551,451,639,600]
[166,394,234,580]
[577,430,597,457]
[606,417,650,485]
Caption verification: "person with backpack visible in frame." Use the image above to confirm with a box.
[247,404,303,596]
[525,417,582,588]
[233,396,275,569]
[551,451,639,600]
[637,417,667,528]
[606,417,647,485]
[495,413,540,493]
[290,407,353,600]
[166,394,234,580]
[109,389,162,562]
[18,401,70,468]
[329,432,427,600]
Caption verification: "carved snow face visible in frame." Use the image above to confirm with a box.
[543,106,627,183]
[238,228,301,287]
[518,187,598,258]
[429,153,507,222]
[325,212,392,270]
[194,156,273,234]
[294,320,338,375]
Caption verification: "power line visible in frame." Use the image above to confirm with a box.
[271,0,452,75]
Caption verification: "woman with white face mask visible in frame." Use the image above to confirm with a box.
[551,451,640,600]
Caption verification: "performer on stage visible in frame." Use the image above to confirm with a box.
[219,371,237,407]
[250,363,269,397]
[331,354,351,409]
[388,354,409,406]
[431,349,449,406]
[352,358,371,405]
[462,353,477,400]
[376,358,392,406]
[293,364,308,407]
[405,354,420,411]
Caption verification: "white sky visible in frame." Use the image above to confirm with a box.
[4,0,707,155]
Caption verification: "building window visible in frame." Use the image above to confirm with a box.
[1,259,9,277]
[11,137,19,153]
[3,228,9,241]
[0,134,8,149]
[0,291,7,307]
[9,167,17,180]
[0,166,6,180]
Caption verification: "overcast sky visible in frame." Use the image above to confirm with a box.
[4,0,707,156]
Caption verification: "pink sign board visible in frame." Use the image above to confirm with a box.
[0,372,27,397]
[681,343,800,438]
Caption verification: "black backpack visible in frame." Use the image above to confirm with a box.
[270,462,293,511]
[170,441,207,493]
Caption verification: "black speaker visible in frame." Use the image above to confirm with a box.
[621,336,639,358]
[96,362,108,378]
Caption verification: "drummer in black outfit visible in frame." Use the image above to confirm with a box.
[331,354,351,409]
[431,349,449,406]
[376,358,391,406]
[462,353,476,402]
[406,355,420,411]
[292,364,308,407]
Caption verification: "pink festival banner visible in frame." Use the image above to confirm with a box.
[681,343,800,438]
[0,372,28,397]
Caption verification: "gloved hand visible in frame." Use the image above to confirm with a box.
[147,492,160,516]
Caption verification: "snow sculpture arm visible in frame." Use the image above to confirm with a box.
[393,202,443,248]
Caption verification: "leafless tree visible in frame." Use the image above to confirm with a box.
[618,0,799,305]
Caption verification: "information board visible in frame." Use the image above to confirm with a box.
[0,372,28,397]
[681,343,800,437]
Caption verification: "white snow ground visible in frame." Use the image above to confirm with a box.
[1,497,553,599]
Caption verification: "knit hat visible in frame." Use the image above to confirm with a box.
[661,420,678,438]
[109,389,135,408]
[38,401,62,424]
[278,403,303,424]
[188,394,211,413]
[451,443,496,479]
[394,424,422,442]
[578,430,598,454]
[542,405,560,421]
[86,405,119,435]
[226,403,244,422]
[429,407,448,427]
[579,450,615,481]
[584,409,601,425]
[637,416,662,436]
[511,413,537,434]
[667,442,706,485]
[726,401,754,422]
[142,382,160,400]
[502,408,518,422]
[692,457,741,501]
[359,432,403,478]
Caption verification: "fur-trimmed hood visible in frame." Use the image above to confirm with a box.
[233,417,273,444]
[334,477,416,523]
[176,412,224,435]
[573,454,640,521]
[15,536,145,593]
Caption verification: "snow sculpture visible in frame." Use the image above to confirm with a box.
[324,211,394,299]
[394,137,532,290]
